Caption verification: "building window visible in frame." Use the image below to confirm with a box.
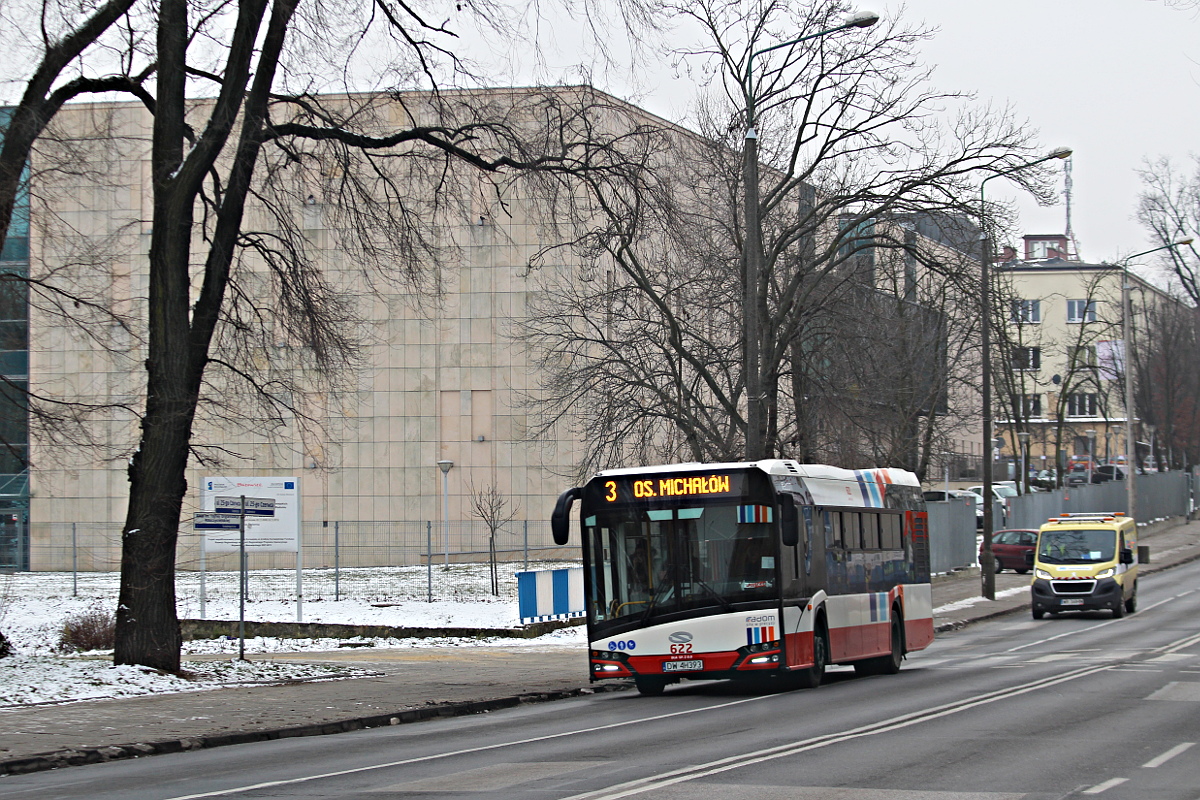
[1020,394,1042,417]
[1067,299,1097,323]
[1068,344,1097,369]
[1011,347,1041,370]
[1011,299,1041,324]
[1067,393,1098,417]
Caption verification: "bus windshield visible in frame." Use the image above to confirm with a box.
[584,502,776,628]
[1038,529,1117,564]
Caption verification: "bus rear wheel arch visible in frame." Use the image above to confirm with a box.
[854,609,904,676]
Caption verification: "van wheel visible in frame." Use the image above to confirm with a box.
[795,622,828,689]
[1032,608,1045,620]
[1125,582,1138,614]
[1112,600,1125,619]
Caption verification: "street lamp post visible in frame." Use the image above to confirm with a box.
[1086,429,1097,484]
[742,10,879,459]
[1114,238,1192,521]
[979,146,1072,601]
[1146,423,1157,472]
[1017,431,1031,494]
[437,460,453,566]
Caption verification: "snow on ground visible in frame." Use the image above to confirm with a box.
[0,563,585,708]
[1,560,989,708]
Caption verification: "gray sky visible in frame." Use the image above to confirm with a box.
[624,0,1199,267]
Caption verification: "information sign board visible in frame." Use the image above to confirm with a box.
[201,477,300,552]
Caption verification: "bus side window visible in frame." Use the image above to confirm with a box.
[862,513,881,550]
[842,512,860,550]
[824,510,841,549]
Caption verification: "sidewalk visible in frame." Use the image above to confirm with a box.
[3,517,1199,776]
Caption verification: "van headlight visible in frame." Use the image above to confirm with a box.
[1095,568,1114,579]
[1035,568,1053,580]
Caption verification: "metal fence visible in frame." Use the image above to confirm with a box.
[6,471,1193,602]
[1004,471,1190,530]
[925,497,978,575]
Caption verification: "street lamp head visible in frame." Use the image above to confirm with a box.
[1177,238,1194,246]
[843,10,880,28]
[1046,147,1073,160]
[437,459,454,474]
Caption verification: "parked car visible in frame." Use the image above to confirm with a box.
[968,483,1018,506]
[923,489,984,528]
[1031,469,1057,490]
[1093,464,1126,483]
[981,528,1037,574]
[1065,464,1091,486]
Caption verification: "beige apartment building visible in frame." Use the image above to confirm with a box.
[992,234,1177,478]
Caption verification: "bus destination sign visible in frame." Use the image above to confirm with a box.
[601,473,738,502]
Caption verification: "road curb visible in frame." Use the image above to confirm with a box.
[0,683,629,777]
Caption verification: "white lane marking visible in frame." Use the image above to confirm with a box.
[1083,777,1129,793]
[153,695,768,800]
[559,663,1117,800]
[1142,742,1194,768]
[1007,593,1180,654]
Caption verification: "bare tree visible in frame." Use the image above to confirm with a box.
[1,0,665,671]
[1134,295,1200,469]
[468,483,521,595]
[1137,157,1200,306]
[523,0,1043,475]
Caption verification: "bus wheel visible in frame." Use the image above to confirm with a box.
[635,677,667,696]
[795,623,828,689]
[856,617,903,676]
[879,617,904,675]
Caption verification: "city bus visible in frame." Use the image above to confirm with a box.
[550,460,933,695]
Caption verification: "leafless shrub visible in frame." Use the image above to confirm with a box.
[57,606,116,653]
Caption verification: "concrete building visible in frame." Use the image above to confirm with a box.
[1,90,981,569]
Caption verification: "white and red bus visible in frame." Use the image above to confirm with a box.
[550,460,933,695]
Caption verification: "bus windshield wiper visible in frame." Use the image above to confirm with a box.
[692,578,737,612]
[640,585,668,624]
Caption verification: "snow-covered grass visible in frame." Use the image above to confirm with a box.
[0,563,586,708]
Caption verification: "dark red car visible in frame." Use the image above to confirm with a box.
[982,528,1037,574]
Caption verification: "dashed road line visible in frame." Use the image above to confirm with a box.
[1142,742,1193,768]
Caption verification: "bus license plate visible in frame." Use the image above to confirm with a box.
[1060,598,1085,606]
[663,659,704,672]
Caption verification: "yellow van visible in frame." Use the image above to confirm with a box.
[1030,512,1139,620]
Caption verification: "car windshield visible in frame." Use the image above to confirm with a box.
[1037,529,1117,564]
[994,486,1018,497]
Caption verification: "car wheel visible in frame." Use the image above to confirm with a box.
[795,621,828,689]
[994,556,1004,574]
[1016,568,1029,574]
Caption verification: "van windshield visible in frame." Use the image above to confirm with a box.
[1038,529,1117,564]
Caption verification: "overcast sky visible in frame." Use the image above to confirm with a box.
[620,0,1199,268]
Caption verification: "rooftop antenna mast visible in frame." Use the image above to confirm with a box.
[1064,157,1079,260]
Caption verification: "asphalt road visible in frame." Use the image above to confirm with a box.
[4,560,1200,800]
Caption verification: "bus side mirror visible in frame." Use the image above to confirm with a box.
[780,500,799,547]
[550,487,581,545]
[1120,548,1134,565]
